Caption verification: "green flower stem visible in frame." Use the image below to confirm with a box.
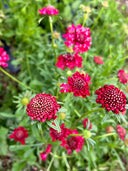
[91,7,104,31]
[50,153,73,159]
[38,123,47,143]
[49,16,57,63]
[93,133,116,140]
[71,107,104,128]
[0,67,37,93]
[26,52,31,77]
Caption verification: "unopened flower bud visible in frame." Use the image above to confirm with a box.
[53,44,57,48]
[106,126,114,134]
[79,4,85,10]
[102,1,109,7]
[59,112,66,120]
[66,70,72,77]
[21,97,29,106]
[83,130,91,139]
[53,32,60,39]
[83,7,91,13]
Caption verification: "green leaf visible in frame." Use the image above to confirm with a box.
[0,112,15,118]
[12,161,25,171]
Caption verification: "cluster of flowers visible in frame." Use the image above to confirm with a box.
[7,5,127,162]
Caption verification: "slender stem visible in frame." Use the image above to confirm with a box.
[93,133,116,140]
[91,7,104,31]
[26,52,31,77]
[71,107,104,128]
[0,67,37,93]
[49,16,57,63]
[38,123,47,143]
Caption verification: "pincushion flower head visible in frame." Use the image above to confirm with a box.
[118,69,128,84]
[116,125,126,140]
[26,93,61,122]
[40,144,52,161]
[9,126,28,145]
[83,118,92,129]
[49,123,71,142]
[61,129,85,154]
[56,53,83,70]
[63,24,91,54]
[0,47,9,67]
[95,85,126,114]
[94,56,104,65]
[39,5,59,15]
[60,71,91,98]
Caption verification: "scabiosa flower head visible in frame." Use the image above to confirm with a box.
[94,56,104,65]
[116,125,126,140]
[61,129,85,154]
[0,47,9,67]
[26,93,61,122]
[63,24,91,54]
[56,53,83,70]
[9,126,28,145]
[60,71,91,98]
[95,85,126,114]
[118,69,128,84]
[39,5,59,15]
[49,123,70,142]
[83,118,92,129]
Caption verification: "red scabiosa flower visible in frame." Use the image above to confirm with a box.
[0,47,9,67]
[63,24,91,54]
[9,126,28,145]
[94,56,104,64]
[40,144,52,161]
[116,125,126,140]
[95,85,126,114]
[39,5,59,15]
[83,118,92,129]
[49,123,70,142]
[60,71,91,98]
[118,69,128,84]
[26,93,61,122]
[56,53,83,70]
[61,129,85,154]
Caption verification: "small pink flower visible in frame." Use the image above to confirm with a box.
[40,144,52,161]
[60,129,84,154]
[118,69,128,84]
[9,126,28,145]
[63,24,91,54]
[95,85,126,114]
[60,71,91,98]
[56,53,83,70]
[39,5,59,15]
[0,47,9,67]
[94,56,104,64]
[83,118,92,129]
[49,123,70,142]
[116,125,126,140]
[26,93,61,122]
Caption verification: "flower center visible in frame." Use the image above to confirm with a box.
[63,53,74,61]
[67,137,77,150]
[73,78,85,90]
[76,33,85,44]
[15,130,24,139]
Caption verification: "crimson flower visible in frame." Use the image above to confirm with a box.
[63,24,91,53]
[94,56,104,64]
[116,125,126,140]
[56,53,83,70]
[60,71,91,98]
[26,93,61,122]
[83,118,92,129]
[0,47,9,67]
[40,144,52,161]
[49,123,71,142]
[9,126,28,145]
[118,69,128,84]
[39,5,59,15]
[95,85,126,114]
[61,129,85,154]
